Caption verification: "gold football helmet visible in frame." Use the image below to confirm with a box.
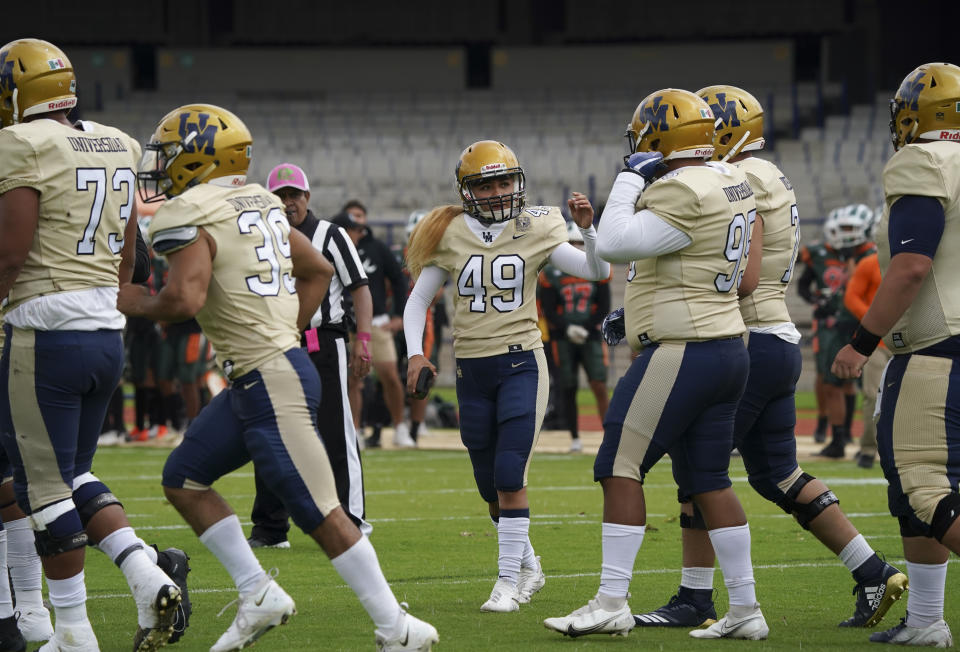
[0,38,77,128]
[890,62,960,150]
[139,103,253,201]
[626,89,716,162]
[697,85,765,161]
[455,140,526,222]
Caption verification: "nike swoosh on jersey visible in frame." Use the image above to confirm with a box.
[243,380,261,390]
[901,238,915,245]
[511,361,526,367]
[513,233,526,239]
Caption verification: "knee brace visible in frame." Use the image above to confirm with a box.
[72,472,122,528]
[29,499,87,556]
[784,472,839,530]
[679,503,707,530]
[930,493,960,543]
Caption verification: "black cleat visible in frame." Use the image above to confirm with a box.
[839,562,908,627]
[816,440,846,458]
[0,615,25,652]
[633,593,717,628]
[155,547,192,644]
[857,453,876,469]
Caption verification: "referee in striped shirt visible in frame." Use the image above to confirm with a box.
[247,163,374,548]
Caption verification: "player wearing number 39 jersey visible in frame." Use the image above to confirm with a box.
[118,103,438,651]
[404,140,610,613]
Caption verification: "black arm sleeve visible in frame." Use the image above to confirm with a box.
[132,228,151,284]
[589,282,611,332]
[797,264,817,304]
[539,283,564,336]
[382,242,408,316]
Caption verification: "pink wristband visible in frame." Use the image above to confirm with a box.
[356,332,371,360]
[356,332,371,341]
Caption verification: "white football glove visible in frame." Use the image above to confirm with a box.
[566,324,590,345]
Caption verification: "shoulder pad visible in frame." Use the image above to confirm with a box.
[152,226,199,255]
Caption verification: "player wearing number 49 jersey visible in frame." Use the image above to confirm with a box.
[404,140,610,614]
[118,103,437,651]
[632,85,907,635]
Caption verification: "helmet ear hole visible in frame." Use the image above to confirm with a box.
[650,138,660,151]
[719,133,733,145]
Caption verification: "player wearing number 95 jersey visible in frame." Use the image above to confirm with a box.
[118,103,438,651]
[546,88,769,641]
[632,85,906,633]
[404,140,610,613]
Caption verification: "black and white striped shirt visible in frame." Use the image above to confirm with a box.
[295,211,368,333]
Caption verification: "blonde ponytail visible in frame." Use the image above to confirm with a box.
[405,204,463,279]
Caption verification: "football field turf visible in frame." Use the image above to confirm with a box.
[83,444,957,651]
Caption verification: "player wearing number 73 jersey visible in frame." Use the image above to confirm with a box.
[404,140,610,613]
[120,103,438,651]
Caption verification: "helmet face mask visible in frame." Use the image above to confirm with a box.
[456,141,526,223]
[138,104,252,201]
[0,38,77,128]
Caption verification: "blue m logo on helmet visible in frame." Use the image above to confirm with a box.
[641,96,670,131]
[710,92,740,128]
[177,111,217,155]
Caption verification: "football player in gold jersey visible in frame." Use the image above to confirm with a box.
[0,38,187,651]
[834,62,960,648]
[546,89,768,640]
[118,104,438,651]
[632,85,906,632]
[404,140,609,612]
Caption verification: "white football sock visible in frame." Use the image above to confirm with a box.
[97,526,141,563]
[497,517,528,585]
[905,561,947,628]
[199,515,266,594]
[709,524,756,607]
[680,566,715,590]
[598,522,645,604]
[6,517,44,609]
[522,537,537,569]
[0,531,12,618]
[838,534,874,572]
[47,571,87,624]
[330,536,402,638]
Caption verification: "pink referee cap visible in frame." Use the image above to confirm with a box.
[266,162,310,193]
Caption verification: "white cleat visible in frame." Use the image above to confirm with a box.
[870,617,953,647]
[480,579,520,613]
[16,605,54,642]
[130,564,182,652]
[569,438,583,453]
[37,622,100,651]
[393,423,416,448]
[689,604,769,640]
[543,595,634,637]
[210,574,296,652]
[517,557,545,604]
[376,608,439,651]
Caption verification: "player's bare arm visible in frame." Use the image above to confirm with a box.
[349,284,373,377]
[832,252,932,379]
[737,214,764,298]
[0,187,39,301]
[117,201,141,285]
[117,230,214,322]
[289,227,334,331]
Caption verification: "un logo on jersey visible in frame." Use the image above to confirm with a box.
[641,95,670,131]
[899,70,926,111]
[710,93,740,127]
[177,111,217,155]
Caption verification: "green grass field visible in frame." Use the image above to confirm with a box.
[82,442,957,651]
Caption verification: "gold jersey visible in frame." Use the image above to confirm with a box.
[625,163,755,350]
[736,156,801,327]
[148,183,300,378]
[0,119,141,310]
[880,141,960,354]
[428,206,567,358]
